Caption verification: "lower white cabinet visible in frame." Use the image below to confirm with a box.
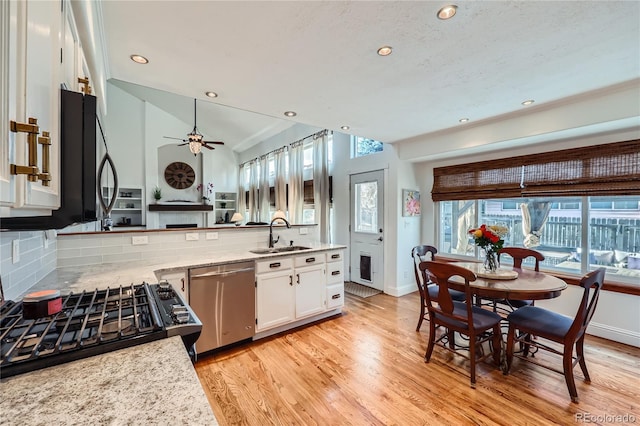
[256,268,295,332]
[255,249,345,334]
[294,259,326,319]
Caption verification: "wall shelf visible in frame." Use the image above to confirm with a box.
[148,204,213,212]
[103,187,144,226]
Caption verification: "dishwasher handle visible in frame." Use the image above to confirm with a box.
[191,267,255,279]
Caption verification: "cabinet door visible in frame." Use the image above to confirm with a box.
[256,270,294,332]
[295,264,326,319]
[1,0,61,211]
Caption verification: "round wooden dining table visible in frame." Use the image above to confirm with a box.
[448,262,568,301]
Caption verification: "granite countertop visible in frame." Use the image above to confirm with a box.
[20,243,346,297]
[0,336,217,425]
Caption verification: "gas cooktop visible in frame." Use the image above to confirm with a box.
[0,282,201,378]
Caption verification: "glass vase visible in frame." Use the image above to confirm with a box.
[483,248,498,273]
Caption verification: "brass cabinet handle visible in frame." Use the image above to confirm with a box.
[10,118,51,186]
[38,131,51,186]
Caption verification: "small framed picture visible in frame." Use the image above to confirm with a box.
[402,189,421,217]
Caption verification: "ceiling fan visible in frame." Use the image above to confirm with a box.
[163,98,224,155]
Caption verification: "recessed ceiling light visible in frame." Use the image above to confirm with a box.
[284,111,297,117]
[459,118,469,123]
[522,99,535,106]
[437,5,457,20]
[341,125,350,131]
[130,54,149,64]
[205,91,218,98]
[377,46,393,56]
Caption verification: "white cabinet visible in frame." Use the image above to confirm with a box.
[294,254,326,318]
[1,0,63,213]
[214,191,237,224]
[102,186,145,227]
[255,249,346,334]
[326,250,345,309]
[256,258,294,332]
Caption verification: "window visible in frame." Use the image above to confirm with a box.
[438,196,640,284]
[352,136,383,158]
[433,139,639,285]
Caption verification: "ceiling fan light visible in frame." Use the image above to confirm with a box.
[189,141,202,155]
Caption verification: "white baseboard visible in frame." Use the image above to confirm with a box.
[385,283,417,297]
[587,321,640,348]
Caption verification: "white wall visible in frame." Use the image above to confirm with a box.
[104,83,239,229]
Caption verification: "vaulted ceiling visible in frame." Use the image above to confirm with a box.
[90,1,639,153]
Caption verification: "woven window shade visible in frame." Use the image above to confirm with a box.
[432,140,640,201]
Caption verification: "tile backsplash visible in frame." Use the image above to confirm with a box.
[0,230,57,300]
[1,226,319,299]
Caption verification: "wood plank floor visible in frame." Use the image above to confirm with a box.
[195,292,640,425]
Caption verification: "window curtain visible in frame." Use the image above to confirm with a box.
[247,160,259,222]
[432,139,639,201]
[237,164,247,222]
[274,148,287,212]
[520,201,552,248]
[288,141,305,224]
[313,132,330,242]
[258,155,271,222]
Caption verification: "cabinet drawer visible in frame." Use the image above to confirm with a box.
[326,262,344,285]
[327,283,344,309]
[326,250,343,263]
[256,257,293,274]
[294,253,322,267]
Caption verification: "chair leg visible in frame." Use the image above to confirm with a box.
[425,317,436,362]
[505,325,515,375]
[563,342,579,403]
[576,335,591,382]
[448,329,455,349]
[522,333,532,357]
[416,302,425,331]
[469,333,476,388]
[492,325,502,367]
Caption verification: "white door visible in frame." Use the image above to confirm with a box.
[349,170,384,291]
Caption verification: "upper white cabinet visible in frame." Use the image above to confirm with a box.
[1,1,86,215]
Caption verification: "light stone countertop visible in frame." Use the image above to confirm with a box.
[19,243,346,297]
[0,336,217,425]
[3,243,346,425]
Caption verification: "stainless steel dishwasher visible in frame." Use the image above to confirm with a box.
[189,261,255,354]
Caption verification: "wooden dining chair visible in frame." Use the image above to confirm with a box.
[491,247,546,312]
[504,268,606,403]
[419,261,502,387]
[411,245,465,331]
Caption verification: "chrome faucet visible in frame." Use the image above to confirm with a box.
[269,216,291,248]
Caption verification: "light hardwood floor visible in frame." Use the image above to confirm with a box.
[195,292,640,425]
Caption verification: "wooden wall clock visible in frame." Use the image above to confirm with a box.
[164,162,195,189]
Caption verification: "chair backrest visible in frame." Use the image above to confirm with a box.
[497,247,545,271]
[568,268,606,340]
[419,261,475,323]
[411,245,437,291]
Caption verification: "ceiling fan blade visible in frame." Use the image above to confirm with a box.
[202,140,225,145]
[163,136,185,141]
[177,142,189,146]
[202,144,216,150]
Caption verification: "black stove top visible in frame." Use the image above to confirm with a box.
[0,282,201,378]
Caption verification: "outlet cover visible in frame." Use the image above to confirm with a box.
[132,236,148,245]
[185,233,200,241]
[12,240,19,264]
[206,232,219,240]
[299,228,308,235]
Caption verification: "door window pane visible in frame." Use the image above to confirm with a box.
[355,181,378,233]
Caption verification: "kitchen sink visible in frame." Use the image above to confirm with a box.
[249,246,310,254]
